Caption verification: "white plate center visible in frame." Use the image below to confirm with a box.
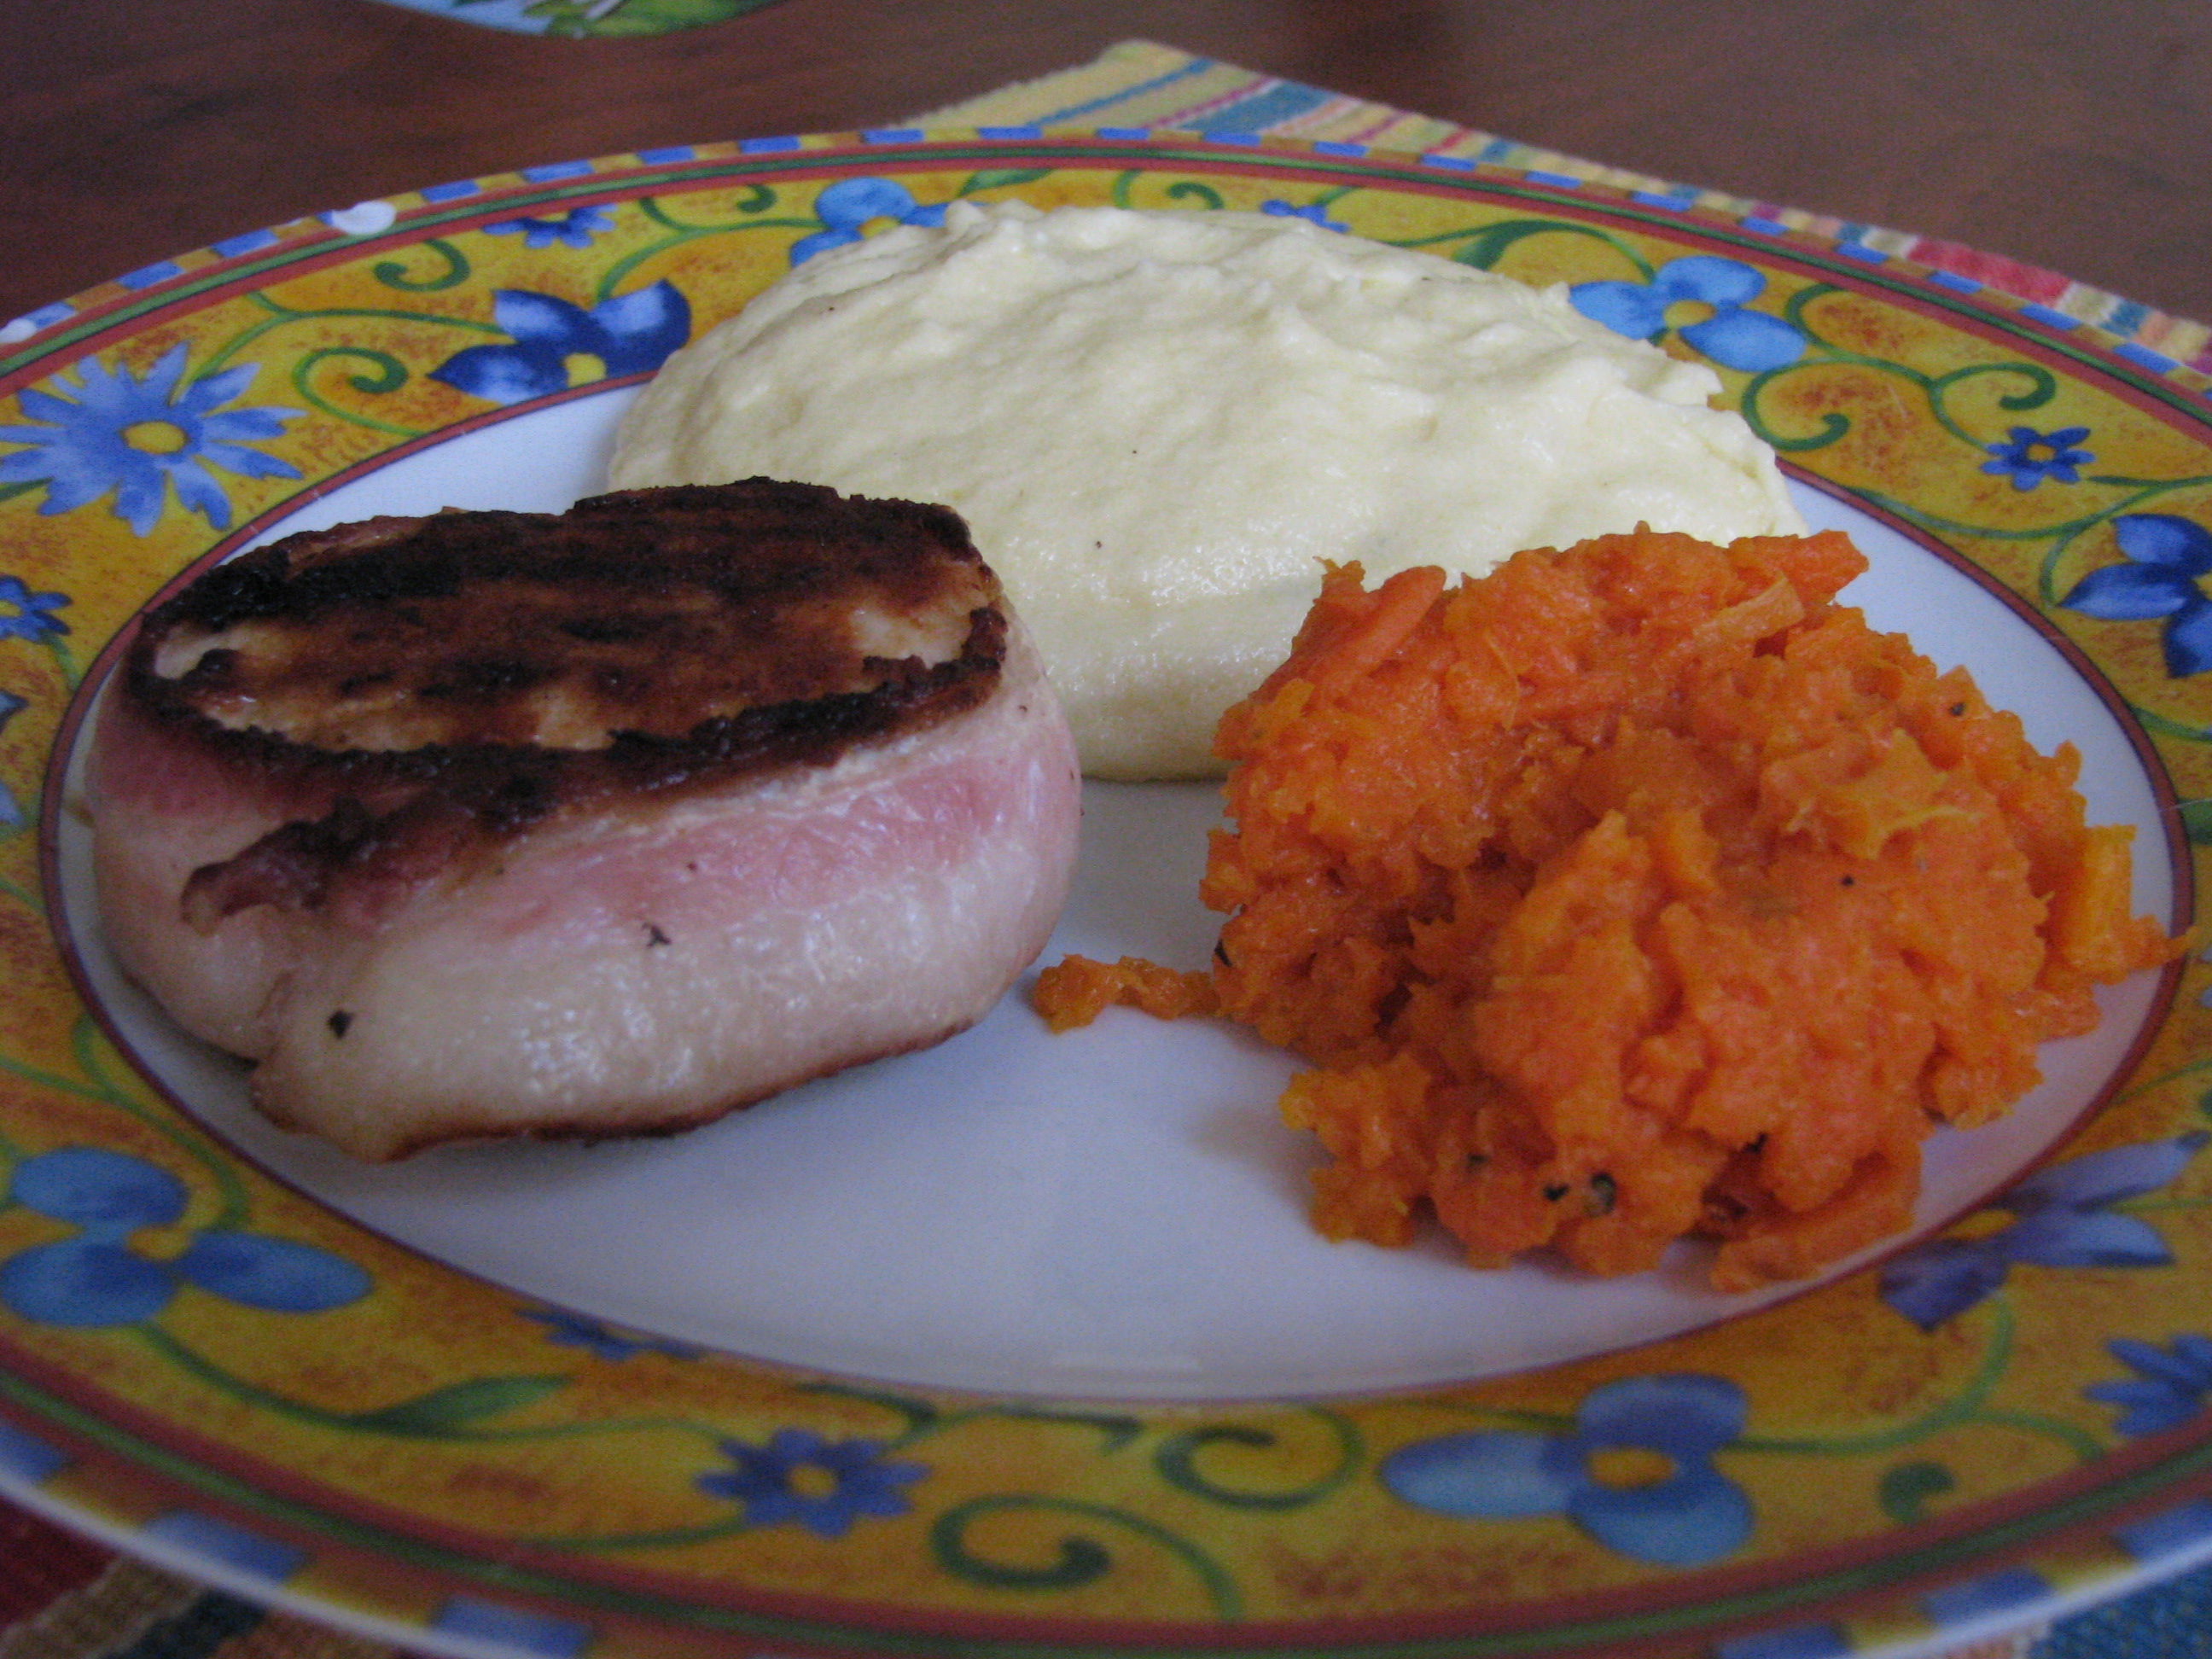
[55,389,2176,1401]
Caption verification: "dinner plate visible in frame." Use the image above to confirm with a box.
[3,131,2212,1659]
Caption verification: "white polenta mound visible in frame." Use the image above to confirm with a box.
[611,201,1806,778]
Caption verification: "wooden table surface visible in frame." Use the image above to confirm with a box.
[2,0,2208,334]
[1,2,2208,1650]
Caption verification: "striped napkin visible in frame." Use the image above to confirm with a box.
[361,0,783,38]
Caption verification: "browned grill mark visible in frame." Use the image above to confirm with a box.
[135,480,1009,926]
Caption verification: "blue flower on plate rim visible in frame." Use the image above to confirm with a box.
[521,1306,702,1362]
[0,1146,371,1329]
[2085,1335,2212,1437]
[1981,424,2094,491]
[0,687,25,829]
[1379,1373,1754,1567]
[2058,514,2212,678]
[1879,1132,2209,1331]
[1569,255,1805,374]
[696,1428,928,1539]
[0,575,70,645]
[1262,198,1349,233]
[789,178,947,266]
[484,206,617,251]
[0,345,301,536]
[429,283,692,405]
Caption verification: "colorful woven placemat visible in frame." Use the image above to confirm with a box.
[7,36,2211,1659]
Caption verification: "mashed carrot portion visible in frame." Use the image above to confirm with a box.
[1035,529,2171,1289]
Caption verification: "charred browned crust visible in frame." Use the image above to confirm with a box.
[125,480,1009,925]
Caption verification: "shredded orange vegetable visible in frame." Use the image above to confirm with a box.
[1033,529,2172,1289]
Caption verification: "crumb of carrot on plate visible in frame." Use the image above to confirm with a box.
[1034,527,2173,1291]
